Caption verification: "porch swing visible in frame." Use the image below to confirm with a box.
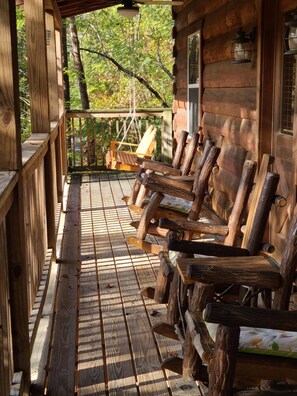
[105,18,157,172]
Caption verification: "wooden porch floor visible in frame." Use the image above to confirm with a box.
[31,172,297,396]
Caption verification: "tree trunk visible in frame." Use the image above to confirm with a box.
[69,17,90,109]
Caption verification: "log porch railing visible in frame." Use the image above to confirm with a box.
[66,108,173,170]
[0,115,67,395]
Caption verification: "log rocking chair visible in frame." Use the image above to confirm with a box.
[126,143,221,255]
[124,129,201,207]
[186,208,297,395]
[149,155,285,382]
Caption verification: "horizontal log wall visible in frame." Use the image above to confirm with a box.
[173,0,258,220]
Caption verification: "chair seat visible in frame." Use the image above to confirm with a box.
[205,321,297,359]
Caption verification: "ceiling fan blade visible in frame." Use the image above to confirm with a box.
[137,0,184,5]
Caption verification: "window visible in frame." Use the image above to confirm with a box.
[281,53,296,134]
[281,14,297,135]
[187,31,201,135]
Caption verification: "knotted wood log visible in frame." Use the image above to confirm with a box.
[208,324,240,396]
[153,251,175,303]
[136,191,164,240]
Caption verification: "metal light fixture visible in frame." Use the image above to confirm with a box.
[117,1,139,18]
[232,28,253,64]
[284,10,297,55]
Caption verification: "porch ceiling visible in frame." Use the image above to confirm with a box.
[15,0,122,18]
[55,0,119,17]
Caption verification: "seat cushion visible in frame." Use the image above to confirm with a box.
[168,250,216,267]
[206,322,297,359]
[160,194,192,213]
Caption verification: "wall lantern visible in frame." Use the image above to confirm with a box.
[284,10,297,55]
[232,28,254,64]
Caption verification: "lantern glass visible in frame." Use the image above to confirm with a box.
[232,29,253,64]
[233,41,252,63]
[284,10,297,55]
[288,26,297,51]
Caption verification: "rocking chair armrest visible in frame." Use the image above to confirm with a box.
[203,303,297,332]
[176,256,281,289]
[160,218,229,236]
[139,160,182,176]
[143,173,193,191]
[144,179,195,201]
[167,175,195,181]
[167,238,248,256]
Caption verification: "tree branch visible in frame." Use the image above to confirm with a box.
[157,46,174,80]
[80,47,169,107]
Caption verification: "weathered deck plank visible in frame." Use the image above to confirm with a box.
[46,174,81,395]
[77,175,105,395]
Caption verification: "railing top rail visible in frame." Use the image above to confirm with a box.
[66,108,171,119]
[0,171,18,223]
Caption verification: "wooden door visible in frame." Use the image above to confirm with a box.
[270,0,297,262]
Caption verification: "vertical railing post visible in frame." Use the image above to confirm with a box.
[162,108,173,163]
[24,0,57,248]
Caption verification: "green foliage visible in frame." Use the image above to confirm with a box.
[16,7,31,142]
[15,5,174,144]
[67,5,174,109]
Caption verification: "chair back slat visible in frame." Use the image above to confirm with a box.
[172,130,189,169]
[223,160,257,246]
[241,154,276,254]
[188,146,221,221]
[180,131,200,176]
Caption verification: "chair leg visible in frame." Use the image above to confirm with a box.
[166,270,180,325]
[127,168,144,205]
[183,328,205,381]
[135,184,149,207]
[208,325,240,396]
[153,251,175,303]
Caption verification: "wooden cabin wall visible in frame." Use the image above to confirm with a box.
[173,0,258,220]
